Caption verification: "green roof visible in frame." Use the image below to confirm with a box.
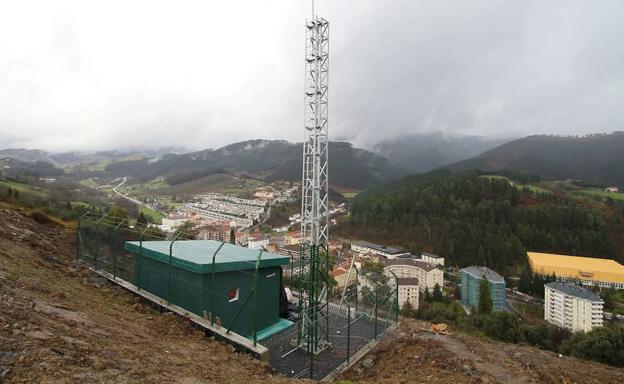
[125,240,289,273]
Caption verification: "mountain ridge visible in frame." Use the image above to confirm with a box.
[445,132,624,186]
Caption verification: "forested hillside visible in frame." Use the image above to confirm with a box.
[447,132,624,186]
[339,170,624,274]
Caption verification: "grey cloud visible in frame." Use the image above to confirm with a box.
[0,0,623,152]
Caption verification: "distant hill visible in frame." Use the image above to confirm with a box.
[67,139,404,190]
[2,140,405,190]
[0,147,186,168]
[447,132,624,186]
[0,149,61,167]
[122,140,406,189]
[373,132,507,173]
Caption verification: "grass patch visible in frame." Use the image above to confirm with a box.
[512,301,544,323]
[139,205,164,225]
[480,175,552,194]
[0,180,48,198]
[575,188,624,202]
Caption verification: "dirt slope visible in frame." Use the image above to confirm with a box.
[338,318,624,384]
[0,208,294,384]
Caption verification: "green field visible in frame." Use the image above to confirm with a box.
[139,205,164,224]
[480,175,552,194]
[342,191,359,198]
[575,188,624,202]
[0,180,48,198]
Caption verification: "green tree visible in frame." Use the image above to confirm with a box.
[109,206,128,219]
[481,312,521,343]
[560,326,624,367]
[424,287,431,303]
[401,299,416,318]
[136,211,148,226]
[478,275,493,314]
[6,187,12,198]
[66,201,72,211]
[517,265,532,295]
[432,283,444,302]
[230,228,236,244]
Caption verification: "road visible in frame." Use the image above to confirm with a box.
[258,185,278,225]
[112,177,142,205]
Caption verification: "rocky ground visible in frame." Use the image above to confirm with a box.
[1,205,623,383]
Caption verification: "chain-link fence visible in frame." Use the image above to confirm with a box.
[76,212,398,380]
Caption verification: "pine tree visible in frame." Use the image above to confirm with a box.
[401,299,415,318]
[424,287,431,302]
[478,275,493,314]
[517,265,532,295]
[136,212,147,226]
[6,187,12,198]
[432,283,444,302]
[230,228,236,244]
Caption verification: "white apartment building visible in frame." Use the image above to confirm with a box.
[544,281,603,333]
[421,252,445,267]
[384,258,444,293]
[396,278,420,310]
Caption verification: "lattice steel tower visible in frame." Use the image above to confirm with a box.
[298,13,330,357]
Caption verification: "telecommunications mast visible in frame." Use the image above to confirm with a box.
[298,0,330,359]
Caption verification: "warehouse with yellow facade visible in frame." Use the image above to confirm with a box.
[527,252,624,289]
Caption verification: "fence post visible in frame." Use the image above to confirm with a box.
[374,288,378,340]
[137,227,149,291]
[112,219,127,279]
[75,211,90,261]
[253,250,263,346]
[210,242,226,326]
[168,232,182,304]
[93,214,108,270]
[388,269,400,322]
[353,265,359,313]
[347,304,351,363]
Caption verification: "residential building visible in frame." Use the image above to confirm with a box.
[605,187,619,193]
[330,262,357,290]
[161,213,192,228]
[460,266,506,312]
[396,278,420,310]
[544,281,603,333]
[248,236,269,250]
[421,252,444,267]
[527,252,624,289]
[351,240,409,259]
[197,224,231,242]
[283,231,301,246]
[384,258,443,293]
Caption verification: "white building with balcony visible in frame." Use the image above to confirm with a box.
[544,281,603,333]
[384,258,443,293]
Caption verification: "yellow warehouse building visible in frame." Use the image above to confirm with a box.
[527,252,624,290]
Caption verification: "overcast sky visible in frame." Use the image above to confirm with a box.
[1,0,623,152]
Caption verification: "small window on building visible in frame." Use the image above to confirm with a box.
[228,288,240,302]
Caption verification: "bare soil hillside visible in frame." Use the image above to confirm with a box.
[0,207,293,384]
[338,318,624,384]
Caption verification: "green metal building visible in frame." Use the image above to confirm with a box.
[125,239,292,340]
